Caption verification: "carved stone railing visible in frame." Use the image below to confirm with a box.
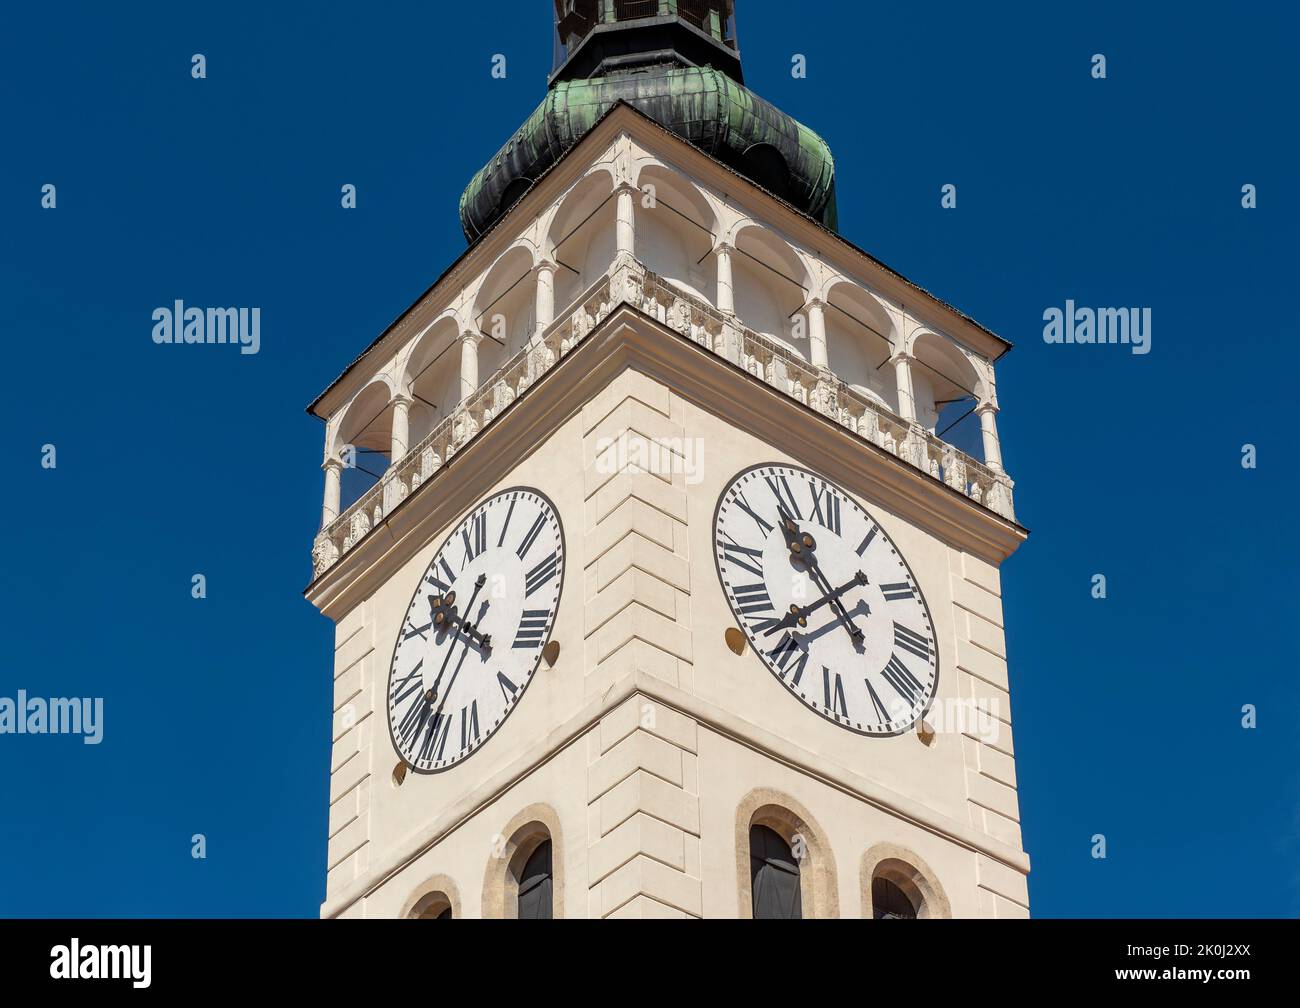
[630,265,1016,522]
[311,268,630,576]
[313,256,1014,576]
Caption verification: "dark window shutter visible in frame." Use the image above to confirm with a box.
[749,825,801,919]
[872,877,918,919]
[516,839,554,920]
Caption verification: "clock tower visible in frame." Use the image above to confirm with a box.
[307,1,1030,919]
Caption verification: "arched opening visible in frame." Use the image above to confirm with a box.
[861,848,951,920]
[515,839,554,920]
[735,792,839,918]
[872,877,917,919]
[731,224,813,356]
[471,244,537,379]
[399,874,462,920]
[404,316,463,446]
[481,805,565,919]
[547,169,617,316]
[409,892,454,919]
[749,824,801,919]
[634,162,717,301]
[910,332,985,461]
[332,379,394,514]
[824,279,897,411]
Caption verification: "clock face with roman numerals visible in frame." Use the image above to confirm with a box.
[386,488,564,773]
[713,463,938,737]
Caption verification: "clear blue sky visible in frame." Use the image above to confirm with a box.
[1,1,1296,918]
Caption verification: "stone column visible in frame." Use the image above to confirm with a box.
[715,242,735,315]
[807,298,828,370]
[390,394,411,463]
[615,185,636,261]
[321,458,343,528]
[459,330,480,403]
[891,349,917,422]
[534,259,556,343]
[976,401,1005,473]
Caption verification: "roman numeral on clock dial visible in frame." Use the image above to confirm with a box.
[823,667,849,719]
[893,622,931,661]
[732,582,779,632]
[387,488,565,773]
[513,609,551,648]
[764,474,802,520]
[769,633,808,687]
[809,483,842,535]
[516,513,547,560]
[734,491,774,537]
[714,464,938,737]
[461,512,487,565]
[719,531,765,578]
[881,653,924,707]
[525,553,559,597]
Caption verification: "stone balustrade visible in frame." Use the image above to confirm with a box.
[312,258,1014,577]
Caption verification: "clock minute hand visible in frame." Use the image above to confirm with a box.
[435,605,493,650]
[804,561,864,642]
[428,574,489,700]
[764,571,868,636]
[811,564,863,642]
[427,634,475,739]
[778,509,863,643]
[431,573,493,649]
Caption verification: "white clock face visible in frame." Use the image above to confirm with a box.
[386,488,564,772]
[713,463,938,736]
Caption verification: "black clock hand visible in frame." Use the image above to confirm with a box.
[433,603,493,650]
[428,574,489,700]
[432,574,494,649]
[807,561,864,643]
[797,599,871,646]
[764,571,868,636]
[427,636,474,739]
[776,508,863,643]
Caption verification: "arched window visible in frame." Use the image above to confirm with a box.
[408,891,454,919]
[482,806,565,919]
[749,825,802,919]
[516,839,553,920]
[737,794,838,918]
[861,848,950,919]
[872,877,917,919]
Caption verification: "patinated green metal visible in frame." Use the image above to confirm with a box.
[459,62,837,242]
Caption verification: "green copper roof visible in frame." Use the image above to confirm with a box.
[459,64,837,242]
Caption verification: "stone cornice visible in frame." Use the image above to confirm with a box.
[304,303,1026,620]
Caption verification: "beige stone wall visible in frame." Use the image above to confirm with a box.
[324,605,375,898]
[320,360,1028,919]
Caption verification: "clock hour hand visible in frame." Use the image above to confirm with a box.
[427,577,493,725]
[433,604,493,650]
[427,575,491,702]
[427,635,474,738]
[777,509,863,643]
[430,575,493,651]
[776,507,812,557]
[807,562,862,642]
[764,571,869,636]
